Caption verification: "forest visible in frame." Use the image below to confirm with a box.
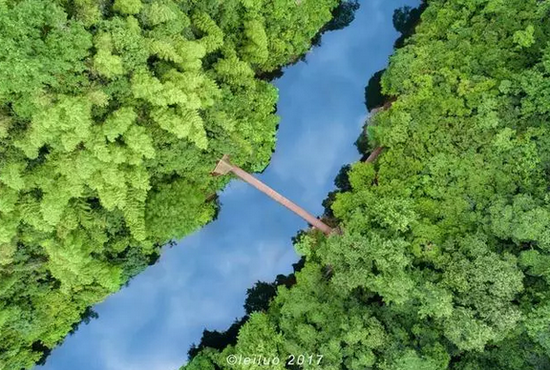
[183,0,550,369]
[0,0,342,368]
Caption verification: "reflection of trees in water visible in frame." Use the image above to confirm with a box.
[364,1,428,113]
[392,1,428,49]
[364,0,428,107]
[364,69,386,113]
[327,0,361,31]
[187,258,305,362]
[322,164,352,220]
[359,1,428,157]
[35,306,101,366]
[258,1,361,81]
[312,0,361,47]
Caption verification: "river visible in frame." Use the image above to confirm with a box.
[37,1,418,369]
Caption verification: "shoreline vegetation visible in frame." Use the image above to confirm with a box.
[182,1,424,368]
[0,0,347,368]
[183,1,550,369]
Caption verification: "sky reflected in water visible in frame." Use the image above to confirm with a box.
[37,1,419,369]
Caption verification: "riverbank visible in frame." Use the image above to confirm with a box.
[33,1,420,369]
[182,0,550,368]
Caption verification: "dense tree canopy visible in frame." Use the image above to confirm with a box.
[183,1,550,369]
[0,0,340,368]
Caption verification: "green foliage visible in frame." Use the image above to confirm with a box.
[185,1,550,369]
[0,0,339,368]
[113,0,142,15]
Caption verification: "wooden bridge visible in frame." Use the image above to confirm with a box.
[212,155,335,235]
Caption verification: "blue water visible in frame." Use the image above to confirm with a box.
[37,1,418,369]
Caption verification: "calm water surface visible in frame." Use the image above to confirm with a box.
[37,1,418,369]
